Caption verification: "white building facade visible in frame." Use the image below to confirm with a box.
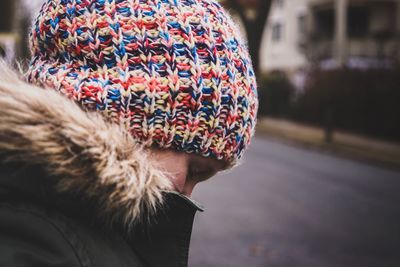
[260,0,310,75]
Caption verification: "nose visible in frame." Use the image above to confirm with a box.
[148,149,193,195]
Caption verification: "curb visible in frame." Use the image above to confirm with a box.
[256,118,400,170]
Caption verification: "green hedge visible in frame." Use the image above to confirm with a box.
[258,72,295,117]
[291,68,400,142]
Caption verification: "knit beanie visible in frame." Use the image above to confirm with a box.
[27,0,258,166]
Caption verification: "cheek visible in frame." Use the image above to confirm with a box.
[168,172,188,193]
[153,154,188,192]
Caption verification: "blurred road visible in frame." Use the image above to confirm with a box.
[189,136,400,267]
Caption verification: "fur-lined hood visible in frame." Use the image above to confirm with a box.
[0,62,173,226]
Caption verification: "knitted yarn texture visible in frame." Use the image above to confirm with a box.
[27,0,258,166]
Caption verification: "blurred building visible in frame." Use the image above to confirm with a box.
[308,0,400,68]
[260,0,400,87]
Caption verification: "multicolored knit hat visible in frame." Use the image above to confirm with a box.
[27,0,258,166]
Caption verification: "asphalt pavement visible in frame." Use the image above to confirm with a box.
[189,136,400,267]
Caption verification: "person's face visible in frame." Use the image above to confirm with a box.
[149,149,226,196]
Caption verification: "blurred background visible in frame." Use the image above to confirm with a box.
[1,0,400,266]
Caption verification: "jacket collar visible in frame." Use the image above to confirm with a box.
[129,192,204,267]
[0,62,173,227]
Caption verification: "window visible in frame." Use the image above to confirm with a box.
[272,23,283,42]
[298,15,307,35]
[275,0,284,9]
[347,6,369,37]
[315,9,335,39]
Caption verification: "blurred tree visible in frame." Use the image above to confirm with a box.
[0,0,17,63]
[15,1,32,61]
[0,0,15,32]
[220,0,272,76]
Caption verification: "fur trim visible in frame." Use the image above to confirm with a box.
[0,61,172,227]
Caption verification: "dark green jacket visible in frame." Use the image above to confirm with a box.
[0,68,203,267]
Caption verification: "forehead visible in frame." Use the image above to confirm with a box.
[149,147,227,172]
